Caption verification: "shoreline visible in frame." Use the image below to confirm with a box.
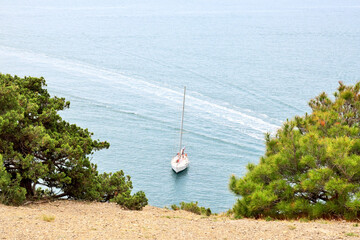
[1,200,359,239]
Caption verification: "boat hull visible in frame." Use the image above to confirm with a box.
[171,156,189,173]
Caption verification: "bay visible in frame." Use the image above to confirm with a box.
[0,0,359,212]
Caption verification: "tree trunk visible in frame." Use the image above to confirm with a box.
[21,178,34,197]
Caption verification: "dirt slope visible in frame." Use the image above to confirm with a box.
[0,201,359,239]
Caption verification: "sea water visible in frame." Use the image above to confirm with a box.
[0,0,360,212]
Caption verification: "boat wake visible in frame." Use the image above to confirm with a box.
[0,45,281,144]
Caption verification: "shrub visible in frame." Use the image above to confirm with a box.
[111,189,148,210]
[171,204,179,210]
[180,201,202,215]
[172,201,212,216]
[230,81,360,220]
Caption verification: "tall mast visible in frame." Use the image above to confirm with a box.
[179,86,186,153]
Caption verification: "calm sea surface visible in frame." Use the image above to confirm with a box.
[1,0,360,212]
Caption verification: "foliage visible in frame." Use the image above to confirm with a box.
[230,81,360,220]
[171,204,180,210]
[107,171,148,210]
[0,155,26,205]
[345,232,359,237]
[0,73,147,209]
[171,201,212,216]
[42,214,55,222]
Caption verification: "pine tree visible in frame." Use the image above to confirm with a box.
[230,81,360,220]
[0,73,147,209]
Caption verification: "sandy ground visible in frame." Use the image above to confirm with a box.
[0,201,360,240]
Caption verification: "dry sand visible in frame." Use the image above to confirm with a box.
[0,200,359,240]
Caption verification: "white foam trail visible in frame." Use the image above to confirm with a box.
[187,95,278,133]
[0,45,280,140]
[115,49,305,113]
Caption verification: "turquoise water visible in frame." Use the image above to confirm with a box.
[1,0,360,212]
